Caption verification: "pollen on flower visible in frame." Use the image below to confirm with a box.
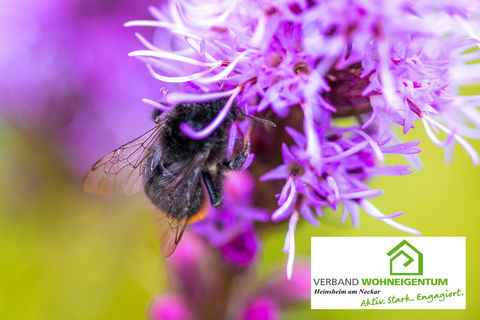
[293,61,310,75]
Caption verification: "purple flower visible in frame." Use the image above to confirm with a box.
[127,0,480,279]
[168,233,209,305]
[126,0,480,160]
[260,126,421,278]
[239,261,310,319]
[191,171,268,251]
[0,0,157,174]
[149,294,192,320]
[156,233,309,319]
[242,297,280,320]
[220,229,259,268]
[256,260,310,306]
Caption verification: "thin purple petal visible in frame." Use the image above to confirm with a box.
[180,91,238,140]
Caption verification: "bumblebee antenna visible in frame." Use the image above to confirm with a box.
[236,107,276,127]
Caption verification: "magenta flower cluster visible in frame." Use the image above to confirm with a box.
[149,233,310,320]
[0,0,157,173]
[127,0,480,279]
[192,171,268,268]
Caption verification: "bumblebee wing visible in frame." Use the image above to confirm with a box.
[147,149,209,210]
[153,209,188,257]
[149,151,211,257]
[83,123,163,195]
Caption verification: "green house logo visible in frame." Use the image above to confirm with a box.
[386,240,423,276]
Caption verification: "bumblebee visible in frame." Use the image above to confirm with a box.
[83,99,262,256]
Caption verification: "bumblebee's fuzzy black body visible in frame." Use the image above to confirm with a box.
[144,100,243,220]
[83,98,252,257]
[161,100,233,165]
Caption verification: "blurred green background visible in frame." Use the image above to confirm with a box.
[0,118,478,319]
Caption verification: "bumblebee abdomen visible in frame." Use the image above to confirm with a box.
[144,169,206,219]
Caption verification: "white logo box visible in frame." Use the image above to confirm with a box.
[311,237,466,309]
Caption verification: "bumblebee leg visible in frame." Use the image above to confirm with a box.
[201,170,224,207]
[184,166,202,213]
[219,142,250,171]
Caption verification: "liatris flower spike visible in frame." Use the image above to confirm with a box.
[152,233,310,320]
[192,171,268,268]
[127,0,480,279]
